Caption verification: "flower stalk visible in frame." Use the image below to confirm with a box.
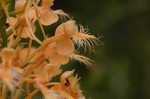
[0,0,98,99]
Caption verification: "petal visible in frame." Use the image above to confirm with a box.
[15,0,26,10]
[56,38,74,56]
[45,65,61,80]
[44,43,56,59]
[1,48,14,60]
[45,43,69,65]
[55,20,78,36]
[42,0,54,8]
[38,8,58,26]
[48,51,69,65]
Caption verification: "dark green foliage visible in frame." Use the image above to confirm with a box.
[0,1,8,47]
[0,0,15,47]
[55,0,150,99]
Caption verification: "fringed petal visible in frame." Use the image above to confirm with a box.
[54,9,70,18]
[73,33,96,39]
[70,53,93,66]
[59,71,85,99]
[72,25,98,52]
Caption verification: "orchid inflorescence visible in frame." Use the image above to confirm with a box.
[0,0,97,99]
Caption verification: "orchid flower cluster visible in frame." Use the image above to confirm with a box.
[0,0,97,99]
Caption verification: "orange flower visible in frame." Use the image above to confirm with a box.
[54,20,96,53]
[0,0,97,98]
[43,20,95,66]
[6,0,37,39]
[30,0,57,26]
[25,65,62,99]
[0,48,23,90]
[27,71,85,99]
[7,15,35,39]
[55,20,97,50]
[33,0,67,26]
[50,71,85,99]
[42,21,76,65]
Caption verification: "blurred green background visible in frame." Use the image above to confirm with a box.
[54,0,150,99]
